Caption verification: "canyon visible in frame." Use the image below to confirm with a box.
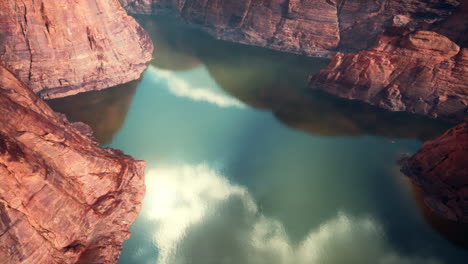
[119,0,459,55]
[0,0,466,263]
[0,0,153,99]
[120,0,467,122]
[0,62,145,263]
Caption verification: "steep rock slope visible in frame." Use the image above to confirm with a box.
[0,63,145,263]
[401,123,468,223]
[0,0,153,99]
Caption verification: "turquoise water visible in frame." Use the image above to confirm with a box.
[48,16,466,264]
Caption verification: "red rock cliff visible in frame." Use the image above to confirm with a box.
[401,122,468,223]
[0,63,145,263]
[119,0,459,56]
[0,0,153,99]
[310,30,468,123]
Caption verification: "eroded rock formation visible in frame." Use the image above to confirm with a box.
[310,30,468,123]
[0,0,153,99]
[401,122,468,223]
[0,63,145,263]
[120,0,459,56]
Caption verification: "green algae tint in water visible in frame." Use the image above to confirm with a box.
[48,15,467,264]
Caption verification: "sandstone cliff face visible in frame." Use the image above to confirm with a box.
[120,0,459,56]
[0,63,145,263]
[0,0,153,99]
[310,30,468,123]
[401,123,468,223]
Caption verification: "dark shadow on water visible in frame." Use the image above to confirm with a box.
[46,80,139,145]
[135,15,201,71]
[409,180,468,249]
[272,90,452,141]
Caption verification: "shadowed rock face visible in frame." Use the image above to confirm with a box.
[0,63,145,263]
[0,0,153,99]
[119,0,459,56]
[310,30,468,123]
[401,122,468,223]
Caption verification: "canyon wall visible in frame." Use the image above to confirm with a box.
[401,122,468,223]
[0,0,153,99]
[309,1,467,123]
[119,0,459,56]
[310,30,468,123]
[0,63,145,263]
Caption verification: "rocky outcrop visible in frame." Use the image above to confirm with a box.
[401,122,468,223]
[0,63,145,263]
[120,0,459,56]
[310,30,468,123]
[0,0,153,99]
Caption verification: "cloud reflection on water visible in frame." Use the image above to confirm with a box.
[148,66,245,109]
[137,164,441,264]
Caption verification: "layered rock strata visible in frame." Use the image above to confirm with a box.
[0,0,153,99]
[401,122,468,223]
[0,63,145,263]
[119,0,459,56]
[310,30,468,123]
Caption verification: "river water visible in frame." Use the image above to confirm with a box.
[47,15,467,264]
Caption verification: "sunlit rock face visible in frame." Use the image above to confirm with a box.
[119,0,459,56]
[0,64,145,263]
[401,123,468,223]
[122,163,442,264]
[311,30,468,123]
[0,0,153,99]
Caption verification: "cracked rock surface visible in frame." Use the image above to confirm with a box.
[119,0,459,56]
[401,122,468,223]
[310,29,468,123]
[0,63,145,263]
[0,0,153,99]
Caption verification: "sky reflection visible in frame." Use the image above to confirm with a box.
[112,62,468,264]
[124,164,441,264]
[147,66,245,108]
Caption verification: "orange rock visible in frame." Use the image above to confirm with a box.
[0,0,153,99]
[0,63,145,263]
[120,0,460,56]
[310,30,468,122]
